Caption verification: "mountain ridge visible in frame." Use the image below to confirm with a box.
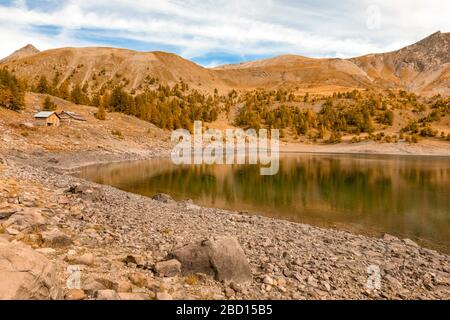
[1,31,449,96]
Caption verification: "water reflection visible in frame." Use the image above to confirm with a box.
[78,154,450,252]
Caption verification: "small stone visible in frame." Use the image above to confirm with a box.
[113,280,132,293]
[41,228,72,247]
[383,234,398,242]
[95,289,120,300]
[128,272,148,287]
[277,278,287,287]
[6,227,19,235]
[263,275,274,285]
[385,274,403,289]
[68,253,95,266]
[123,254,146,268]
[118,292,149,300]
[65,289,86,300]
[307,275,318,287]
[225,287,235,298]
[35,248,56,255]
[322,281,331,292]
[402,238,420,248]
[155,259,181,277]
[83,279,106,296]
[152,193,175,203]
[0,208,16,219]
[95,278,116,290]
[230,282,242,293]
[156,292,172,300]
[146,278,161,291]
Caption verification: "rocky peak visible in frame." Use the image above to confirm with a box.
[392,31,450,73]
[19,44,40,54]
[0,44,40,64]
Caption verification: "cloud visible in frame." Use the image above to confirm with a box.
[0,0,449,66]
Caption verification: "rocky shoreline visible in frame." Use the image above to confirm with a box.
[1,150,449,300]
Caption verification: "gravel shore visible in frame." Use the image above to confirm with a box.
[1,149,449,300]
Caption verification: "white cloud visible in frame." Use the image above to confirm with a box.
[0,0,449,65]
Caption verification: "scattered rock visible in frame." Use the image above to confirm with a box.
[5,227,20,235]
[123,254,147,268]
[225,287,235,298]
[67,253,95,266]
[65,289,86,300]
[95,289,120,300]
[128,272,148,287]
[41,228,72,247]
[383,234,399,242]
[263,275,274,285]
[403,238,420,248]
[113,280,132,293]
[82,279,106,296]
[155,259,181,277]
[0,207,16,219]
[95,278,116,290]
[66,184,102,201]
[0,241,60,299]
[156,291,173,300]
[4,208,46,232]
[118,292,150,300]
[152,193,175,203]
[35,248,56,255]
[307,275,318,288]
[170,236,252,283]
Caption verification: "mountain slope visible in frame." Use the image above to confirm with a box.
[214,54,374,93]
[1,46,227,92]
[351,31,450,95]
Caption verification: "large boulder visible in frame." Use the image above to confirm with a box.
[0,240,60,299]
[3,208,47,232]
[169,236,252,283]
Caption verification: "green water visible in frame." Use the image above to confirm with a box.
[78,154,450,252]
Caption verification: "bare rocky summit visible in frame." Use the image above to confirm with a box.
[0,44,39,64]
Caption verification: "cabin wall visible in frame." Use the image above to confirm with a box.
[47,114,60,127]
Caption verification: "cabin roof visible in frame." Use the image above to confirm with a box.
[59,110,86,121]
[34,111,60,119]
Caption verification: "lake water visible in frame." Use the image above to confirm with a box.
[78,154,450,252]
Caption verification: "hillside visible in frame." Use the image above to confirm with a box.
[1,32,449,96]
[0,46,227,93]
[0,92,170,161]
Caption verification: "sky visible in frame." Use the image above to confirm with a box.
[0,0,449,67]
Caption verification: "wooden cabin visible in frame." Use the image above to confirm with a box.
[58,111,86,124]
[34,111,61,127]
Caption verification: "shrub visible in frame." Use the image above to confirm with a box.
[111,129,123,139]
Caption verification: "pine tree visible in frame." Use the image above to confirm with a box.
[70,84,90,105]
[42,96,56,111]
[36,76,50,94]
[0,68,25,111]
[95,96,106,120]
[58,81,70,100]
